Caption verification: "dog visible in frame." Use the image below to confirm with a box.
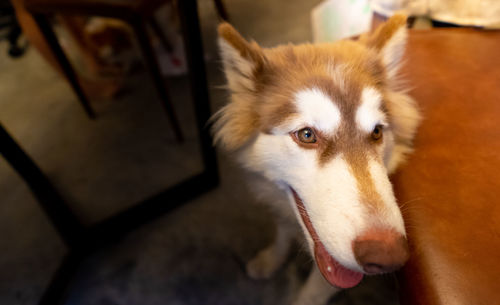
[211,14,421,305]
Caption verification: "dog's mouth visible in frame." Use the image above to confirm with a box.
[290,187,364,289]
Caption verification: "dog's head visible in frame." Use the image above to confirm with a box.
[212,15,420,288]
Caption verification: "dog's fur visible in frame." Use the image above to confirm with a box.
[212,15,420,305]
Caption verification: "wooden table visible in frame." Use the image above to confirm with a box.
[394,28,500,305]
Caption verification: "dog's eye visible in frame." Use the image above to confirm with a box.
[296,128,317,144]
[371,125,383,141]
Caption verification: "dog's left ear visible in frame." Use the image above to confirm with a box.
[362,14,408,79]
[361,15,421,172]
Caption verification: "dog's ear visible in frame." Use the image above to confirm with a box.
[211,23,266,151]
[362,14,408,79]
[361,15,421,172]
[218,23,266,93]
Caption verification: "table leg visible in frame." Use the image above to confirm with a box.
[177,0,219,178]
[0,124,84,248]
[33,14,95,119]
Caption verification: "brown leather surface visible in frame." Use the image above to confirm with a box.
[23,0,168,16]
[394,28,500,305]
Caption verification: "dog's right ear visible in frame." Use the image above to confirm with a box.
[211,24,266,151]
[218,23,266,93]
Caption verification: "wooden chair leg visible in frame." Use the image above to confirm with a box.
[32,14,96,119]
[213,0,229,21]
[129,17,184,142]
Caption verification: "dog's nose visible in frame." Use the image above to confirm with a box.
[353,229,409,274]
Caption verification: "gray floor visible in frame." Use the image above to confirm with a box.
[0,1,400,304]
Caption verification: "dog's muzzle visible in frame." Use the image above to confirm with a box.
[290,188,364,288]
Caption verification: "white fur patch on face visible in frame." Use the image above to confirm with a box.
[367,158,406,235]
[356,87,386,133]
[292,154,364,271]
[279,88,341,134]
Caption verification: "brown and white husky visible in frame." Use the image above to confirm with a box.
[211,14,420,305]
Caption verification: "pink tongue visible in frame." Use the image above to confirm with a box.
[314,240,363,289]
